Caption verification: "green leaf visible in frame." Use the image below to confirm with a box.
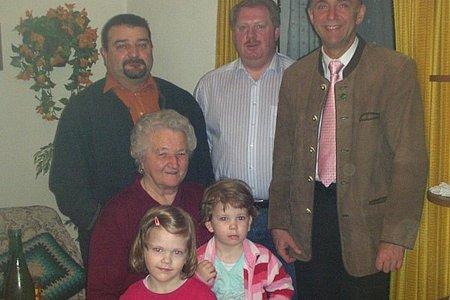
[34,143,54,177]
[10,56,22,68]
[30,84,42,92]
[11,44,20,53]
[59,97,70,105]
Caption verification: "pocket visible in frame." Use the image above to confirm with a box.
[359,112,380,122]
[368,197,387,205]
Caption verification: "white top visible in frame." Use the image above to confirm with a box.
[194,53,294,199]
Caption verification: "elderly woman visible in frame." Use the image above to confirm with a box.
[87,109,211,300]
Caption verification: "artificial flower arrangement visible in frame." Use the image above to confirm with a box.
[10,3,99,176]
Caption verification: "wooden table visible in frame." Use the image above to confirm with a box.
[427,191,450,207]
[428,191,450,300]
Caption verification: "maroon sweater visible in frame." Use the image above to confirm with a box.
[87,177,210,300]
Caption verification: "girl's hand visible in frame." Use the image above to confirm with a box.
[196,260,217,283]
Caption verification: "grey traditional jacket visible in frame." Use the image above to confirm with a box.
[269,40,428,277]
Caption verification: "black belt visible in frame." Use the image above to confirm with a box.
[254,199,269,208]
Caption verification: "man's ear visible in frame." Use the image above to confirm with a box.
[205,221,214,233]
[274,27,281,42]
[100,47,107,67]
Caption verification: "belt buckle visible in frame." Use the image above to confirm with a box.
[254,199,268,208]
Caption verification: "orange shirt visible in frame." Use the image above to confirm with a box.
[103,74,159,124]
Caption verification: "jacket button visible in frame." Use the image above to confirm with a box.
[312,115,318,121]
[309,146,316,153]
[307,176,314,182]
[320,84,327,91]
[306,208,312,215]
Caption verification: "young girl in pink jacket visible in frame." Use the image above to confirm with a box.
[197,179,294,299]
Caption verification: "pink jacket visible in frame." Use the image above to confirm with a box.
[197,238,293,300]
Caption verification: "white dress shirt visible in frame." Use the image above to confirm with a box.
[194,53,294,200]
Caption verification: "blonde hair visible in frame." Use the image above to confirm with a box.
[129,205,197,279]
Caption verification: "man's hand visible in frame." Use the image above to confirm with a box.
[271,229,302,263]
[196,260,217,283]
[375,242,405,273]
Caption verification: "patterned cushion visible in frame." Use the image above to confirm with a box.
[0,232,85,300]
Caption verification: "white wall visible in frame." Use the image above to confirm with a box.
[128,0,218,93]
[0,1,125,224]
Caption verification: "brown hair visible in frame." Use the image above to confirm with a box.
[129,205,197,279]
[201,178,258,223]
[101,14,152,50]
[230,0,281,29]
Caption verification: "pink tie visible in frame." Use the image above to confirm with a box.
[318,60,344,187]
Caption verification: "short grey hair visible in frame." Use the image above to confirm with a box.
[230,0,280,29]
[307,0,363,8]
[130,109,197,166]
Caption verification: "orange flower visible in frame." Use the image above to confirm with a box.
[36,58,45,67]
[55,46,65,54]
[35,74,47,84]
[78,71,93,85]
[50,56,67,66]
[16,65,34,80]
[92,52,99,63]
[65,3,75,12]
[78,28,97,49]
[42,113,57,121]
[56,5,65,15]
[76,8,88,28]
[19,45,35,59]
[79,58,89,68]
[31,33,45,51]
[35,105,44,114]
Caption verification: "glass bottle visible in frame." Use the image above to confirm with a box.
[3,228,34,300]
[34,281,42,300]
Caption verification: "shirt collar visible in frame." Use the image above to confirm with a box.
[322,36,359,79]
[234,53,282,79]
[103,73,155,93]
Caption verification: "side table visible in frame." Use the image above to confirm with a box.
[427,191,450,207]
[428,191,450,300]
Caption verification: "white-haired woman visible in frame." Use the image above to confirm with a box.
[88,109,211,300]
